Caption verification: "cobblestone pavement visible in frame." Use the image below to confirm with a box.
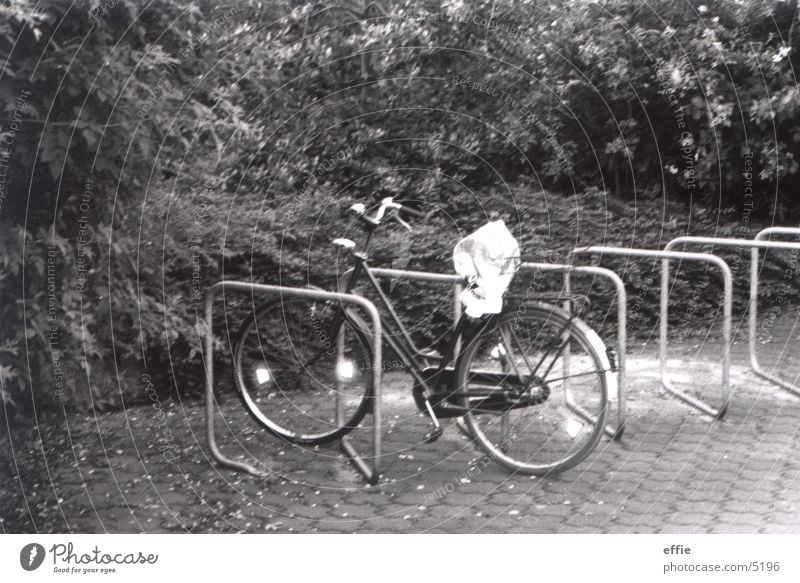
[2,336,800,534]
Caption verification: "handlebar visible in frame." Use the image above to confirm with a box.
[395,202,425,220]
[349,197,424,231]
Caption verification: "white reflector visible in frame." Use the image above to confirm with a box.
[256,368,270,385]
[337,360,355,380]
[565,418,583,438]
[490,343,507,359]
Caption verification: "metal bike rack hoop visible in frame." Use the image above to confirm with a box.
[518,262,627,439]
[752,228,800,395]
[666,235,800,397]
[572,246,732,420]
[204,281,383,485]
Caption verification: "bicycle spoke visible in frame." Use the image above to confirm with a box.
[533,368,610,386]
[524,317,571,377]
[506,324,538,377]
[247,347,296,370]
[539,330,575,380]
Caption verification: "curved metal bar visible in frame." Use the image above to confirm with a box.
[204,281,383,485]
[665,235,800,397]
[572,246,732,420]
[666,236,800,253]
[367,267,468,285]
[752,228,800,396]
[756,226,800,239]
[519,263,627,439]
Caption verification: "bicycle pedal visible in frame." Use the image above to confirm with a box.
[423,424,444,444]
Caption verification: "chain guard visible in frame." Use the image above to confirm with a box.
[412,367,551,417]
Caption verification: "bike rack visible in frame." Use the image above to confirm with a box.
[752,228,800,395]
[665,235,800,397]
[367,265,627,440]
[519,262,627,439]
[204,281,383,485]
[572,247,732,420]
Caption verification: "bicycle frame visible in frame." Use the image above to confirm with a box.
[335,252,580,408]
[336,253,476,398]
[320,214,595,443]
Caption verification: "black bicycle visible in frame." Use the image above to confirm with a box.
[234,198,615,476]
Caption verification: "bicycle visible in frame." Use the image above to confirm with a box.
[233,198,616,476]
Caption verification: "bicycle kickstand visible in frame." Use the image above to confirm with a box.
[421,395,444,444]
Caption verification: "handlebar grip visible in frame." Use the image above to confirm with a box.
[395,202,425,220]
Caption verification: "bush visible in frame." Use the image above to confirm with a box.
[3,0,799,424]
[0,0,238,419]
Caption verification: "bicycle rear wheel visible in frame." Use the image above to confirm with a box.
[456,302,612,476]
[234,295,374,445]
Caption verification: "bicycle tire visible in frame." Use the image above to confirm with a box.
[233,294,374,445]
[456,302,612,476]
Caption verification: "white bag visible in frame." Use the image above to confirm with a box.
[453,220,520,317]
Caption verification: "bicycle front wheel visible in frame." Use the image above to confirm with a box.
[234,295,374,445]
[457,302,612,476]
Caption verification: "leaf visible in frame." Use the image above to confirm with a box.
[82,127,97,148]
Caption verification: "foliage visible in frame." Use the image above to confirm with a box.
[2,0,799,421]
[0,0,240,419]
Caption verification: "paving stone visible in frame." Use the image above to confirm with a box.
[658,524,698,534]
[709,523,761,534]
[763,510,800,526]
[720,500,771,515]
[675,500,720,514]
[761,524,800,534]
